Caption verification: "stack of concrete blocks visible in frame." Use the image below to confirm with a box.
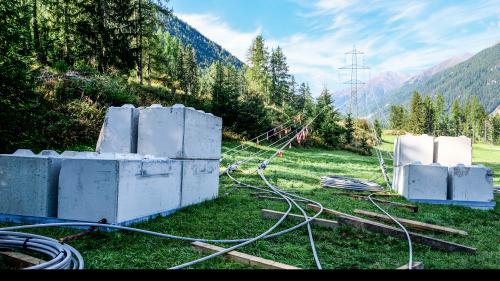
[138,104,222,208]
[0,150,63,218]
[392,134,435,195]
[393,134,494,209]
[0,103,223,225]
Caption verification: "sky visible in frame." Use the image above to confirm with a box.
[169,0,500,96]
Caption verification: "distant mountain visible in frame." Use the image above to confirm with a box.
[164,14,244,68]
[333,71,411,114]
[406,53,473,84]
[385,43,500,114]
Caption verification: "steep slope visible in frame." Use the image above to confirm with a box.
[386,43,500,113]
[164,14,244,68]
[407,53,473,84]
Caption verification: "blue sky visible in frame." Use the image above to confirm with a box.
[169,0,500,95]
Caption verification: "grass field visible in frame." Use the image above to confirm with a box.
[1,134,499,269]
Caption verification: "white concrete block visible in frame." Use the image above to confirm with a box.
[96,104,139,154]
[0,152,62,217]
[137,104,222,160]
[448,165,494,202]
[58,156,182,224]
[393,134,435,192]
[180,160,220,207]
[399,163,448,200]
[396,134,435,165]
[434,136,472,167]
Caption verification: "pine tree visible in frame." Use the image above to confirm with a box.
[269,47,290,107]
[409,91,425,134]
[389,105,406,130]
[246,35,270,101]
[434,95,448,136]
[344,113,355,145]
[422,95,435,135]
[450,100,463,136]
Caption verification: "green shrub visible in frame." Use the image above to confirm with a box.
[53,60,69,73]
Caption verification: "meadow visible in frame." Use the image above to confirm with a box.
[1,135,499,269]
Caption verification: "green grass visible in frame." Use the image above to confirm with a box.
[1,135,499,269]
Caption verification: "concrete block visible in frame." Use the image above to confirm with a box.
[393,134,435,192]
[96,104,139,154]
[58,156,182,224]
[0,153,62,217]
[399,163,448,200]
[396,134,435,166]
[448,165,493,202]
[180,160,220,207]
[434,136,472,166]
[137,104,222,160]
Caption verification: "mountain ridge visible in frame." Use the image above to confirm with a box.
[164,14,244,68]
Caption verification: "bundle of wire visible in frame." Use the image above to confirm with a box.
[0,231,83,269]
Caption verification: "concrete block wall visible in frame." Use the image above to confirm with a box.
[393,135,493,204]
[1,103,223,223]
[58,155,182,224]
[137,104,222,208]
[0,150,62,217]
[96,104,139,154]
[137,104,222,160]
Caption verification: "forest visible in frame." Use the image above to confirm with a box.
[389,92,500,144]
[0,0,373,154]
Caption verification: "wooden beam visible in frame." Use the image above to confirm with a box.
[349,195,419,212]
[261,209,339,229]
[354,209,468,236]
[397,262,424,270]
[0,251,46,268]
[191,242,300,270]
[306,204,476,253]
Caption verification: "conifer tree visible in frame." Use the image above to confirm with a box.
[409,91,425,134]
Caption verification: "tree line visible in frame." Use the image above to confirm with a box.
[389,91,500,144]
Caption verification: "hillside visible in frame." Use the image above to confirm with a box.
[164,14,244,68]
[384,43,500,114]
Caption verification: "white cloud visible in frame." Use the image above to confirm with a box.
[176,13,262,62]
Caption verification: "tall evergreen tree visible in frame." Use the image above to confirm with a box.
[422,95,435,135]
[409,91,425,134]
[269,47,290,107]
[246,35,270,101]
[450,100,463,136]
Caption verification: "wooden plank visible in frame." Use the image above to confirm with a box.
[349,195,419,212]
[0,251,46,268]
[354,209,468,236]
[397,262,424,270]
[191,241,300,270]
[261,209,339,229]
[306,204,476,253]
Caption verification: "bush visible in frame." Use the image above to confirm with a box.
[54,60,69,73]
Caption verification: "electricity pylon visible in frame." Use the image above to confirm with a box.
[339,45,370,118]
